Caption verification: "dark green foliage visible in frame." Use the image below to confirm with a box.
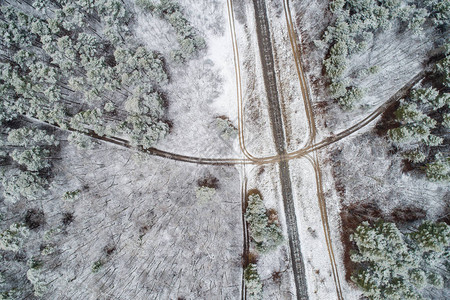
[350,220,449,299]
[245,194,283,253]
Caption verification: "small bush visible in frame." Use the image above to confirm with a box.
[195,186,216,202]
[63,189,81,201]
[244,264,263,300]
[216,117,238,140]
[92,260,103,273]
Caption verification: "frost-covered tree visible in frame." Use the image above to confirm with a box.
[350,220,449,299]
[244,264,263,300]
[338,86,364,110]
[245,193,283,253]
[394,101,427,123]
[6,128,57,171]
[7,128,58,147]
[1,170,48,203]
[442,112,450,128]
[118,115,169,148]
[124,87,164,118]
[424,0,450,26]
[68,132,97,150]
[402,150,426,163]
[0,223,30,252]
[329,80,347,98]
[407,8,429,34]
[319,0,447,109]
[70,109,104,134]
[10,147,50,171]
[114,47,168,86]
[136,0,206,62]
[410,88,449,110]
[388,98,443,148]
[425,153,450,182]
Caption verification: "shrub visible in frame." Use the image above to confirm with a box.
[216,117,238,140]
[92,260,103,273]
[195,186,216,202]
[63,189,81,201]
[244,264,263,300]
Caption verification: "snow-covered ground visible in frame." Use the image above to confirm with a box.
[40,140,243,299]
[135,0,240,158]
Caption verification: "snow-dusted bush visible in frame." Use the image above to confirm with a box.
[43,227,61,241]
[26,267,47,297]
[350,220,449,299]
[0,223,30,252]
[41,244,56,256]
[92,260,104,273]
[244,264,263,300]
[216,117,238,140]
[245,193,283,253]
[63,189,81,201]
[195,186,216,202]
